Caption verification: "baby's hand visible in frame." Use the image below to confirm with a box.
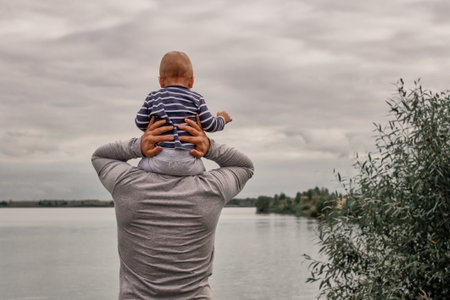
[217,111,232,124]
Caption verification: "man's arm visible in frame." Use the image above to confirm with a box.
[179,117,254,201]
[91,138,142,194]
[204,139,254,201]
[91,119,173,194]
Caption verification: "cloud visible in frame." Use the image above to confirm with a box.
[0,130,58,157]
[0,0,449,200]
[0,0,155,39]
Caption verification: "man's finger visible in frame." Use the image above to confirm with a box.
[196,114,202,128]
[149,116,156,126]
[151,135,174,143]
[148,125,174,136]
[146,119,167,131]
[178,125,199,137]
[179,135,198,143]
[184,118,202,132]
[189,149,202,158]
[146,146,163,157]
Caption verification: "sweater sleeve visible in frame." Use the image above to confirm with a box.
[197,98,226,132]
[91,138,143,194]
[91,137,254,203]
[135,99,151,131]
[204,139,255,202]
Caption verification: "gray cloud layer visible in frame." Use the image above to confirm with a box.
[1,0,449,200]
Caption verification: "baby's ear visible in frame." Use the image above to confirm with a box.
[188,76,194,88]
[159,77,165,88]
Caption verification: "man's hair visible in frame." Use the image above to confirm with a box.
[159,51,193,80]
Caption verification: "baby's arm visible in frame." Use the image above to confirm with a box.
[135,100,151,131]
[217,111,232,124]
[197,99,232,132]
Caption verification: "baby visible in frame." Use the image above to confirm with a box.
[135,51,232,176]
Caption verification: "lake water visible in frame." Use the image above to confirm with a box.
[0,207,321,300]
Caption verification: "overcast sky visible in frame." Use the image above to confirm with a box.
[1,0,449,200]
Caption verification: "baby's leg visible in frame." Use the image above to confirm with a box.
[138,149,205,176]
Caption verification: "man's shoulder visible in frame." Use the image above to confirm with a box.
[129,172,225,200]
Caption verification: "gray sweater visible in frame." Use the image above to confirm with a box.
[91,138,254,299]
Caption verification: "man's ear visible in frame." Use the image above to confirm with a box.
[188,76,194,89]
[159,77,165,88]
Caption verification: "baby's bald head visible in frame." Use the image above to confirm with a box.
[159,51,193,87]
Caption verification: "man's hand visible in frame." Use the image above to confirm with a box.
[178,115,211,158]
[140,117,174,157]
[217,111,232,124]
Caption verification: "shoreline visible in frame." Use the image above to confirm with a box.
[0,200,114,208]
[0,198,256,208]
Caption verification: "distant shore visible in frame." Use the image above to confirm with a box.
[0,200,114,208]
[0,198,256,208]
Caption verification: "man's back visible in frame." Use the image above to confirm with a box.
[92,137,254,299]
[115,173,225,299]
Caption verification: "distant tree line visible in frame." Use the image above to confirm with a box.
[0,200,114,208]
[255,187,341,218]
[226,197,256,207]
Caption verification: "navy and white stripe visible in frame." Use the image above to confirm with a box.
[135,85,226,150]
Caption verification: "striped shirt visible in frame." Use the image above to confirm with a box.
[135,85,226,150]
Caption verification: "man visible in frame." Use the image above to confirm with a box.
[91,116,254,299]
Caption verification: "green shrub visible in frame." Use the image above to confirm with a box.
[255,196,271,213]
[301,204,312,211]
[307,79,450,299]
